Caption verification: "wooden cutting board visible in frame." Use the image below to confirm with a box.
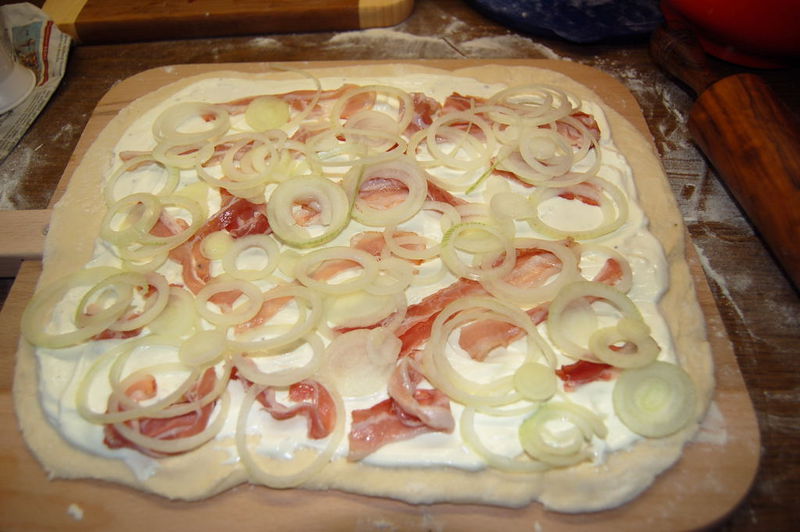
[42,0,414,43]
[0,60,759,531]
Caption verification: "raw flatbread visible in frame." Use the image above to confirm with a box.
[13,63,713,512]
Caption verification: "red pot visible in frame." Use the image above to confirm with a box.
[661,0,800,67]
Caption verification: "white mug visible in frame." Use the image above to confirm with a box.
[0,10,35,114]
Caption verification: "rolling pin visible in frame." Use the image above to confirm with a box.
[650,24,800,291]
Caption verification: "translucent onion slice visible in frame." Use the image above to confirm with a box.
[152,102,230,145]
[100,193,162,247]
[104,155,180,205]
[331,84,414,134]
[104,272,168,332]
[546,280,651,361]
[236,378,345,488]
[152,140,207,169]
[613,361,698,438]
[325,290,398,329]
[486,84,575,128]
[131,195,204,251]
[480,237,580,307]
[527,177,628,241]
[221,234,281,280]
[589,317,660,369]
[232,333,324,387]
[179,329,229,366]
[513,363,557,402]
[147,286,198,339]
[323,328,400,396]
[230,285,323,353]
[266,175,351,248]
[422,111,497,171]
[245,96,291,131]
[421,296,556,407]
[518,401,607,467]
[293,247,379,296]
[460,407,549,473]
[194,278,264,327]
[348,157,428,227]
[364,257,414,296]
[73,271,140,330]
[21,267,124,348]
[439,222,515,281]
[304,124,406,169]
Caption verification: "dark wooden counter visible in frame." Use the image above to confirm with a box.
[1,0,798,529]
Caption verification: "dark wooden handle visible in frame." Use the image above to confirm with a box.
[649,23,719,95]
[689,73,800,289]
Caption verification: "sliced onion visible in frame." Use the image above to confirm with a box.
[527,177,628,241]
[613,361,698,438]
[179,329,229,366]
[221,234,281,280]
[194,278,264,327]
[546,280,650,361]
[266,175,350,248]
[589,317,660,368]
[439,222,515,281]
[480,237,580,306]
[293,247,379,296]
[513,363,557,402]
[323,328,400,396]
[147,286,198,339]
[518,401,606,467]
[230,285,323,352]
[22,267,124,348]
[236,377,345,488]
[152,102,230,145]
[232,333,324,386]
[104,155,179,205]
[110,390,230,454]
[460,407,549,473]
[420,296,555,407]
[348,157,428,227]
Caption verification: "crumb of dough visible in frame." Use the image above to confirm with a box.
[67,503,84,521]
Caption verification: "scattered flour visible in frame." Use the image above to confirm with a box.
[249,37,283,49]
[458,35,570,60]
[693,242,746,323]
[0,143,40,210]
[326,28,455,58]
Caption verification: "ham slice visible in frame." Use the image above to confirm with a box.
[348,357,453,461]
[234,367,336,440]
[104,367,218,457]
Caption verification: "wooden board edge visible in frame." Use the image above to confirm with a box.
[359,0,414,28]
[41,0,85,41]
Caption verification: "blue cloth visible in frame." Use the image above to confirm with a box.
[467,0,664,43]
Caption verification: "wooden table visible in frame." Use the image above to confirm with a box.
[1,0,798,529]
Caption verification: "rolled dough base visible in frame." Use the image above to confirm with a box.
[13,63,713,513]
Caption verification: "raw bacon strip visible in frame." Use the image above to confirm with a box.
[347,375,454,461]
[166,190,271,295]
[234,368,336,440]
[103,368,218,457]
[425,179,469,207]
[404,92,442,135]
[555,360,616,392]
[458,304,549,362]
[387,356,454,431]
[456,256,624,361]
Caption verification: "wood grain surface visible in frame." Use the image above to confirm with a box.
[1,0,798,529]
[42,0,414,43]
[0,58,759,531]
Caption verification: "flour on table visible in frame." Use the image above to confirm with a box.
[458,35,570,61]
